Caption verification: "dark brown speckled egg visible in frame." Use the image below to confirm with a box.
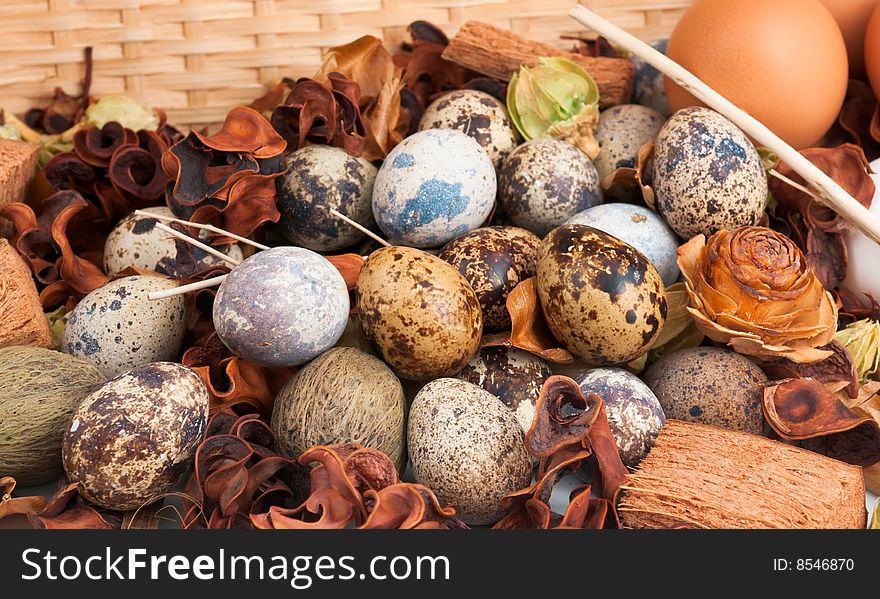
[438,226,541,331]
[408,378,531,525]
[536,224,667,365]
[643,346,768,435]
[356,246,482,381]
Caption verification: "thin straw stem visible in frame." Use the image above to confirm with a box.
[133,210,270,251]
[329,209,391,247]
[154,223,241,267]
[148,275,227,300]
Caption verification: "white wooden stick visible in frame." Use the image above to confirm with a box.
[768,169,826,204]
[569,4,880,246]
[134,210,270,251]
[148,275,227,300]
[329,209,391,247]
[154,223,241,267]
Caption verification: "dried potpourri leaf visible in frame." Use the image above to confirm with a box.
[601,139,655,205]
[527,375,600,457]
[567,35,623,59]
[182,412,294,529]
[271,78,337,150]
[0,477,47,521]
[763,377,880,467]
[24,48,93,135]
[678,227,838,363]
[182,332,291,417]
[641,281,704,366]
[73,121,138,167]
[193,107,286,159]
[326,253,365,291]
[395,22,466,111]
[836,289,880,328]
[482,277,575,363]
[760,340,859,398]
[835,319,880,383]
[29,482,121,529]
[838,80,880,161]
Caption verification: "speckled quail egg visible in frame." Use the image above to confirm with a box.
[457,346,551,434]
[537,225,667,365]
[276,145,378,252]
[356,246,482,380]
[418,89,520,169]
[566,203,680,286]
[438,226,541,331]
[575,367,665,467]
[499,138,603,236]
[213,247,349,368]
[643,346,768,435]
[652,107,768,239]
[62,275,186,378]
[103,207,242,277]
[408,378,532,525]
[62,362,208,511]
[631,39,672,116]
[594,104,665,180]
[372,129,496,248]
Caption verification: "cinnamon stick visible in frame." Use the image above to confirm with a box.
[442,21,633,107]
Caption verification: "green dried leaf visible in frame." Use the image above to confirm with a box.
[85,95,159,132]
[835,319,880,383]
[45,305,70,351]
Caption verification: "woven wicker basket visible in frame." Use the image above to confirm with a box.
[0,1,691,129]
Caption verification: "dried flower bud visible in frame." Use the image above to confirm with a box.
[85,95,159,132]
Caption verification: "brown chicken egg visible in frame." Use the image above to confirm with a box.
[438,226,541,331]
[821,0,879,77]
[536,225,667,365]
[356,246,483,380]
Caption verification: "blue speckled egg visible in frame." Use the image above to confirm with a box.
[566,203,680,286]
[575,367,665,467]
[652,107,767,239]
[631,39,671,116]
[372,129,496,248]
[213,247,349,367]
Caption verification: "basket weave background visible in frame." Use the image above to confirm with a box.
[0,1,691,130]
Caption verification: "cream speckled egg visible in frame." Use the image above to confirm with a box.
[537,225,667,365]
[356,246,482,381]
[62,275,186,378]
[372,129,496,248]
[418,90,520,169]
[457,346,550,434]
[62,362,209,510]
[103,207,242,277]
[498,138,603,236]
[575,367,665,467]
[653,107,767,239]
[594,104,665,180]
[408,378,531,525]
[213,247,349,368]
[438,226,541,331]
[276,145,378,252]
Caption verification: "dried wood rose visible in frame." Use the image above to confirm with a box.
[678,226,838,363]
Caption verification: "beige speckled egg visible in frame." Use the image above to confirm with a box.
[62,275,186,378]
[62,362,209,510]
[418,89,520,169]
[438,226,541,331]
[456,346,550,434]
[408,378,532,525]
[652,107,767,239]
[103,207,242,277]
[643,346,768,435]
[537,225,667,365]
[356,246,482,380]
[594,104,665,180]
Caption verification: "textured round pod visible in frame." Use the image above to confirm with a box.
[418,89,520,168]
[372,129,496,248]
[537,225,667,365]
[356,246,482,380]
[62,275,186,378]
[575,367,665,467]
[0,347,105,485]
[271,347,406,489]
[565,203,680,286]
[276,145,378,252]
[594,104,665,180]
[438,226,541,331]
[457,346,550,434]
[498,138,603,236]
[652,107,767,239]
[213,247,349,368]
[643,346,768,435]
[62,362,209,511]
[408,378,531,525]
[103,207,242,277]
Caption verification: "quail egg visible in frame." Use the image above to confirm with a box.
[594,104,665,180]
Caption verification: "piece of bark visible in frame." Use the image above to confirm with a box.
[0,238,52,349]
[0,139,38,210]
[442,21,633,106]
[619,420,866,529]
